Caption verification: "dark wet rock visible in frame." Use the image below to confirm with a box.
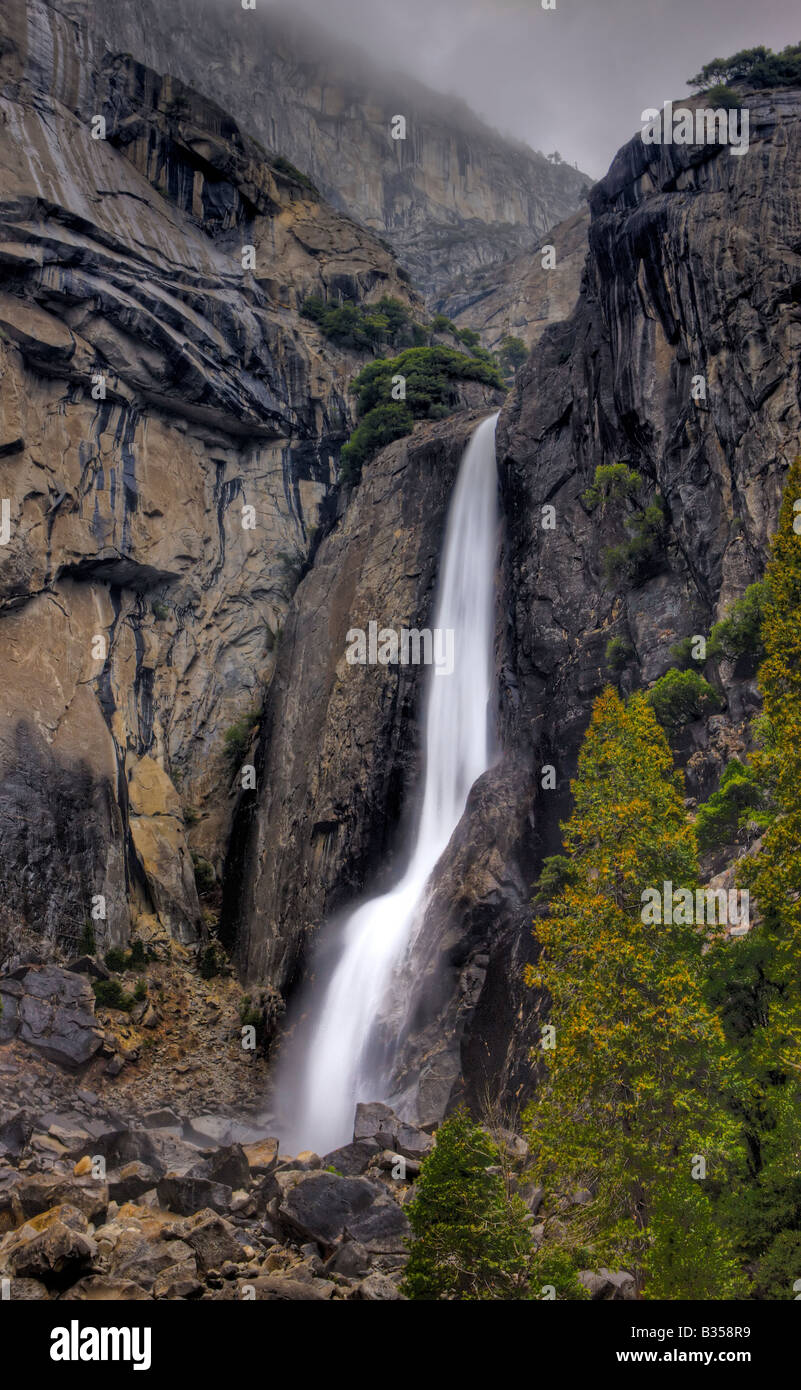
[156,1176,234,1218]
[107,1163,161,1204]
[278,1171,410,1254]
[8,1220,98,1288]
[0,968,103,1068]
[12,1176,109,1226]
[322,1140,380,1177]
[171,1211,243,1274]
[192,1144,250,1191]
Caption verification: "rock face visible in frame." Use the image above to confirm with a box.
[0,0,417,950]
[439,207,590,352]
[51,0,591,299]
[222,411,495,994]
[233,85,801,1124]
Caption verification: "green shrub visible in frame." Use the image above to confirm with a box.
[351,345,503,418]
[602,500,667,586]
[93,979,134,1012]
[669,636,705,670]
[498,335,528,376]
[192,853,216,895]
[199,941,226,980]
[704,84,743,108]
[528,1246,590,1301]
[340,402,414,483]
[341,345,503,482]
[582,463,641,513]
[695,759,768,852]
[104,947,127,973]
[688,44,801,93]
[301,294,413,352]
[223,709,259,769]
[401,1109,534,1300]
[533,854,578,907]
[128,938,147,968]
[78,920,96,955]
[151,600,170,621]
[134,979,148,1002]
[646,669,721,732]
[605,635,634,673]
[752,1231,801,1300]
[708,581,767,663]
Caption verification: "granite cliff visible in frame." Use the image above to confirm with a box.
[2,0,800,1160]
[45,0,591,300]
[0,0,419,951]
[236,83,801,1124]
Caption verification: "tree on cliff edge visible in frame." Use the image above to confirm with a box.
[525,688,744,1298]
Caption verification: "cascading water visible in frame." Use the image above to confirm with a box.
[277,412,500,1155]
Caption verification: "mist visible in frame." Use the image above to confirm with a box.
[272,0,800,176]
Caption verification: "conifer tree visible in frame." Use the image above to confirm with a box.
[712,457,801,1297]
[525,688,744,1297]
[401,1108,533,1300]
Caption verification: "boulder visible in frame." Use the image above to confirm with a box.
[141,1109,181,1130]
[353,1102,396,1142]
[246,1275,335,1301]
[174,1210,242,1273]
[109,1231,195,1288]
[324,1240,370,1278]
[278,1171,411,1254]
[578,1268,637,1301]
[153,1263,202,1299]
[60,1277,152,1300]
[242,1138,279,1176]
[322,1140,380,1177]
[107,1163,160,1204]
[12,1175,109,1225]
[192,1144,250,1190]
[0,1110,33,1157]
[353,1103,433,1161]
[356,1272,403,1300]
[183,1115,235,1147]
[8,1219,97,1287]
[156,1175,234,1217]
[0,967,103,1067]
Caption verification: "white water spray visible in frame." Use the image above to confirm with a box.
[280,413,499,1154]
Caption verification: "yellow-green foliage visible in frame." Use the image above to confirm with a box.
[738,458,801,1114]
[525,688,744,1297]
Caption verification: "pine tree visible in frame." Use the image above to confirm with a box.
[401,1109,534,1300]
[714,457,801,1297]
[525,688,744,1297]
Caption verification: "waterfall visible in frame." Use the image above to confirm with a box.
[277,412,500,1155]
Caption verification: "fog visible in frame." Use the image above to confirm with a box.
[271,0,799,176]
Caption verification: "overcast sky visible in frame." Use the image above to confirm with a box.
[284,0,799,176]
